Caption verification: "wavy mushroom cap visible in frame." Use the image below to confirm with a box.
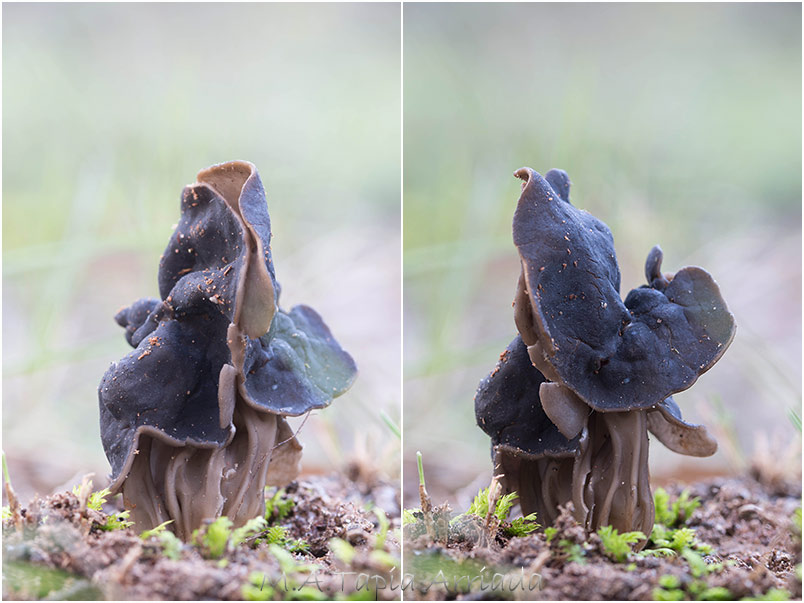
[114,297,161,347]
[239,305,357,416]
[512,167,736,412]
[474,336,718,461]
[99,161,356,489]
[648,396,718,457]
[475,335,581,460]
[159,161,277,338]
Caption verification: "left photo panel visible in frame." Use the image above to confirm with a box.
[2,3,401,600]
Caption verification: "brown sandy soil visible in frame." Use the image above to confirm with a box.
[403,474,802,600]
[2,473,401,601]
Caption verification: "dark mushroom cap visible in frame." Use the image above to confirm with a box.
[159,161,278,337]
[474,336,717,460]
[114,297,161,347]
[475,335,581,460]
[238,305,357,416]
[99,309,233,484]
[99,161,356,489]
[512,167,736,412]
[647,397,717,457]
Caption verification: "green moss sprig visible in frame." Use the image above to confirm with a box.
[597,526,646,562]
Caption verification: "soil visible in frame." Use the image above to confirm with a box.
[2,473,401,601]
[403,474,802,600]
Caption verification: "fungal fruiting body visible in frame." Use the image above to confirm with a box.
[475,168,735,539]
[99,161,356,540]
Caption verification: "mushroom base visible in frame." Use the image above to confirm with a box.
[497,410,654,543]
[121,405,285,541]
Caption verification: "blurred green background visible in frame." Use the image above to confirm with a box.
[403,3,801,506]
[3,3,401,502]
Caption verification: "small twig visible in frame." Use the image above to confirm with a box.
[530,549,551,575]
[484,475,501,529]
[76,473,95,511]
[271,411,312,451]
[480,474,502,547]
[2,452,22,530]
[417,451,436,541]
[112,542,143,585]
[75,473,99,537]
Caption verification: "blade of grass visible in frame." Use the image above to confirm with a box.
[379,410,401,439]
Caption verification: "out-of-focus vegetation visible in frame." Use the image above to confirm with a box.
[3,3,401,500]
[403,3,801,505]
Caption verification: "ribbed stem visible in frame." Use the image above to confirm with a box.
[501,409,655,540]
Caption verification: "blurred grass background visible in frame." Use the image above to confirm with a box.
[403,3,801,507]
[3,3,401,503]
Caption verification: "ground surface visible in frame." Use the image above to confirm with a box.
[2,474,401,601]
[403,474,802,600]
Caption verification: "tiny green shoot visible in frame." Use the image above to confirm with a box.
[449,485,540,537]
[682,549,723,578]
[369,549,398,569]
[742,588,793,601]
[654,487,701,528]
[268,544,318,574]
[640,547,676,558]
[649,524,712,556]
[82,487,112,512]
[654,555,733,601]
[201,517,233,559]
[2,452,12,488]
[654,487,674,526]
[101,510,134,531]
[379,410,401,439]
[231,516,267,547]
[653,584,685,601]
[416,451,425,487]
[558,539,586,564]
[242,572,275,601]
[89,489,111,511]
[659,575,681,589]
[158,531,183,561]
[264,489,294,522]
[373,508,389,550]
[402,508,419,526]
[329,537,356,564]
[465,486,517,522]
[597,525,646,562]
[140,520,174,539]
[787,408,801,433]
[255,524,309,553]
[264,525,288,545]
[504,513,540,537]
[673,491,701,525]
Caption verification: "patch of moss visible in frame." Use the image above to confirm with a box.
[596,526,646,563]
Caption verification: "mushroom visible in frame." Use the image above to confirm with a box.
[475,167,735,538]
[99,161,356,540]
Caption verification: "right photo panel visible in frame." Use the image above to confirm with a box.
[402,3,802,600]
